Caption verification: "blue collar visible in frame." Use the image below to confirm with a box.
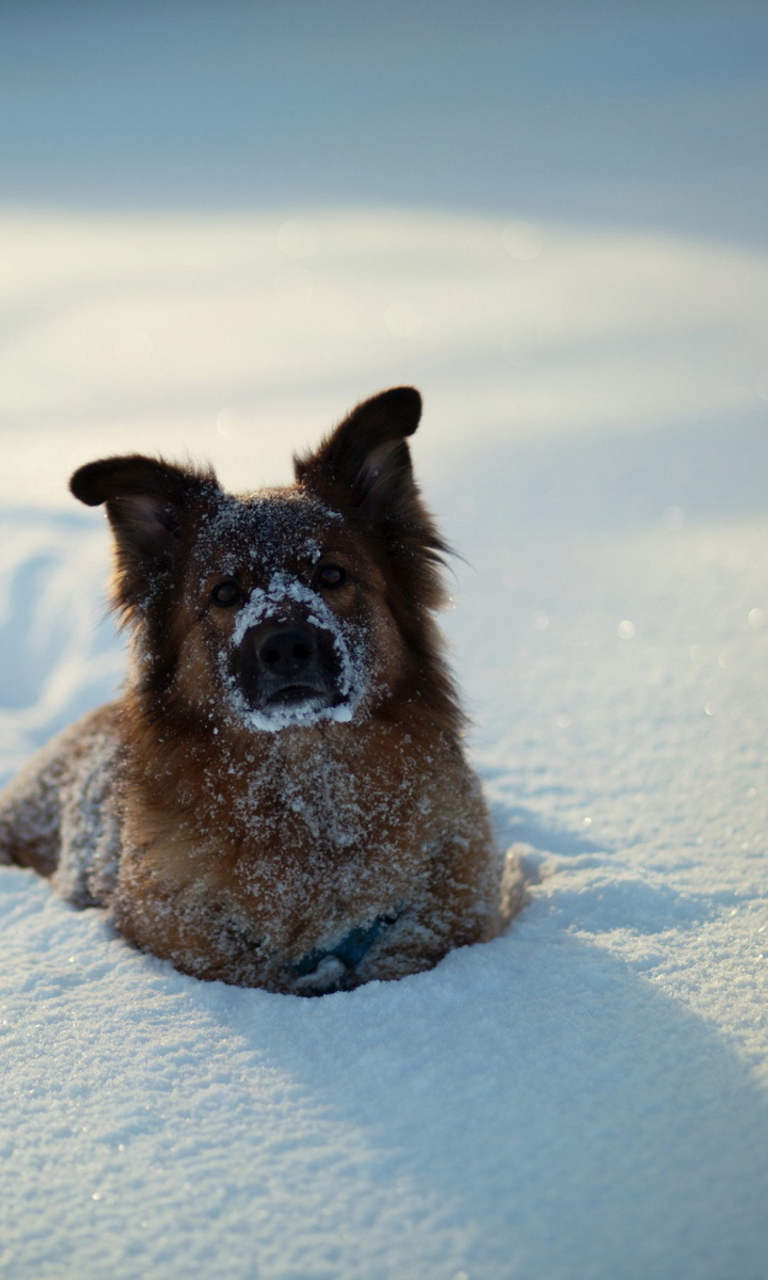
[289,914,394,982]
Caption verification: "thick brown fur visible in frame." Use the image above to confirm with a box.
[0,388,523,994]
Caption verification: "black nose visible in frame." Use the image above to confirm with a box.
[257,625,317,679]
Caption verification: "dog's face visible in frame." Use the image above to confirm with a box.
[173,489,407,732]
[200,493,370,730]
[70,388,458,736]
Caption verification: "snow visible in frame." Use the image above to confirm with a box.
[2,209,768,508]
[1,206,767,1278]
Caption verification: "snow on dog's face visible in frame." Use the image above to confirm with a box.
[179,490,383,732]
[69,388,457,737]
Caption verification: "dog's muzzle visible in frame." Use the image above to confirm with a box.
[230,615,343,713]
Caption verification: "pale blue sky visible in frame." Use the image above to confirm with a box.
[1,0,767,246]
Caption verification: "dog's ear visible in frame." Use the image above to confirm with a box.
[293,386,423,524]
[70,455,218,611]
[295,387,450,613]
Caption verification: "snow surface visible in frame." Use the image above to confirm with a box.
[1,209,767,1279]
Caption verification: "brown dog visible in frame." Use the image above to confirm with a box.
[0,388,522,993]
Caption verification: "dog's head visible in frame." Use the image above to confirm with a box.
[71,388,459,734]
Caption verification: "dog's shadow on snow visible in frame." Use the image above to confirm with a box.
[195,773,768,1274]
[485,791,738,937]
[488,795,606,861]
[210,908,768,1280]
[483,787,610,897]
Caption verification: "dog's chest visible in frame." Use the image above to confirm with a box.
[130,727,444,923]
[238,737,438,888]
[245,744,419,845]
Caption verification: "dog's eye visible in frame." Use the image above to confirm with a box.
[315,564,347,589]
[210,580,240,608]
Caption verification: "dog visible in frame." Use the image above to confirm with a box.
[0,387,522,993]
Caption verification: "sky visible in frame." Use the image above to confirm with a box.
[1,0,767,244]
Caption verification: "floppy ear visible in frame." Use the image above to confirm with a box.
[293,386,423,524]
[70,455,218,613]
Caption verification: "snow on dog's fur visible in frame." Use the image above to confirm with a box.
[0,388,523,993]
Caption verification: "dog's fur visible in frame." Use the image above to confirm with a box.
[0,388,522,994]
